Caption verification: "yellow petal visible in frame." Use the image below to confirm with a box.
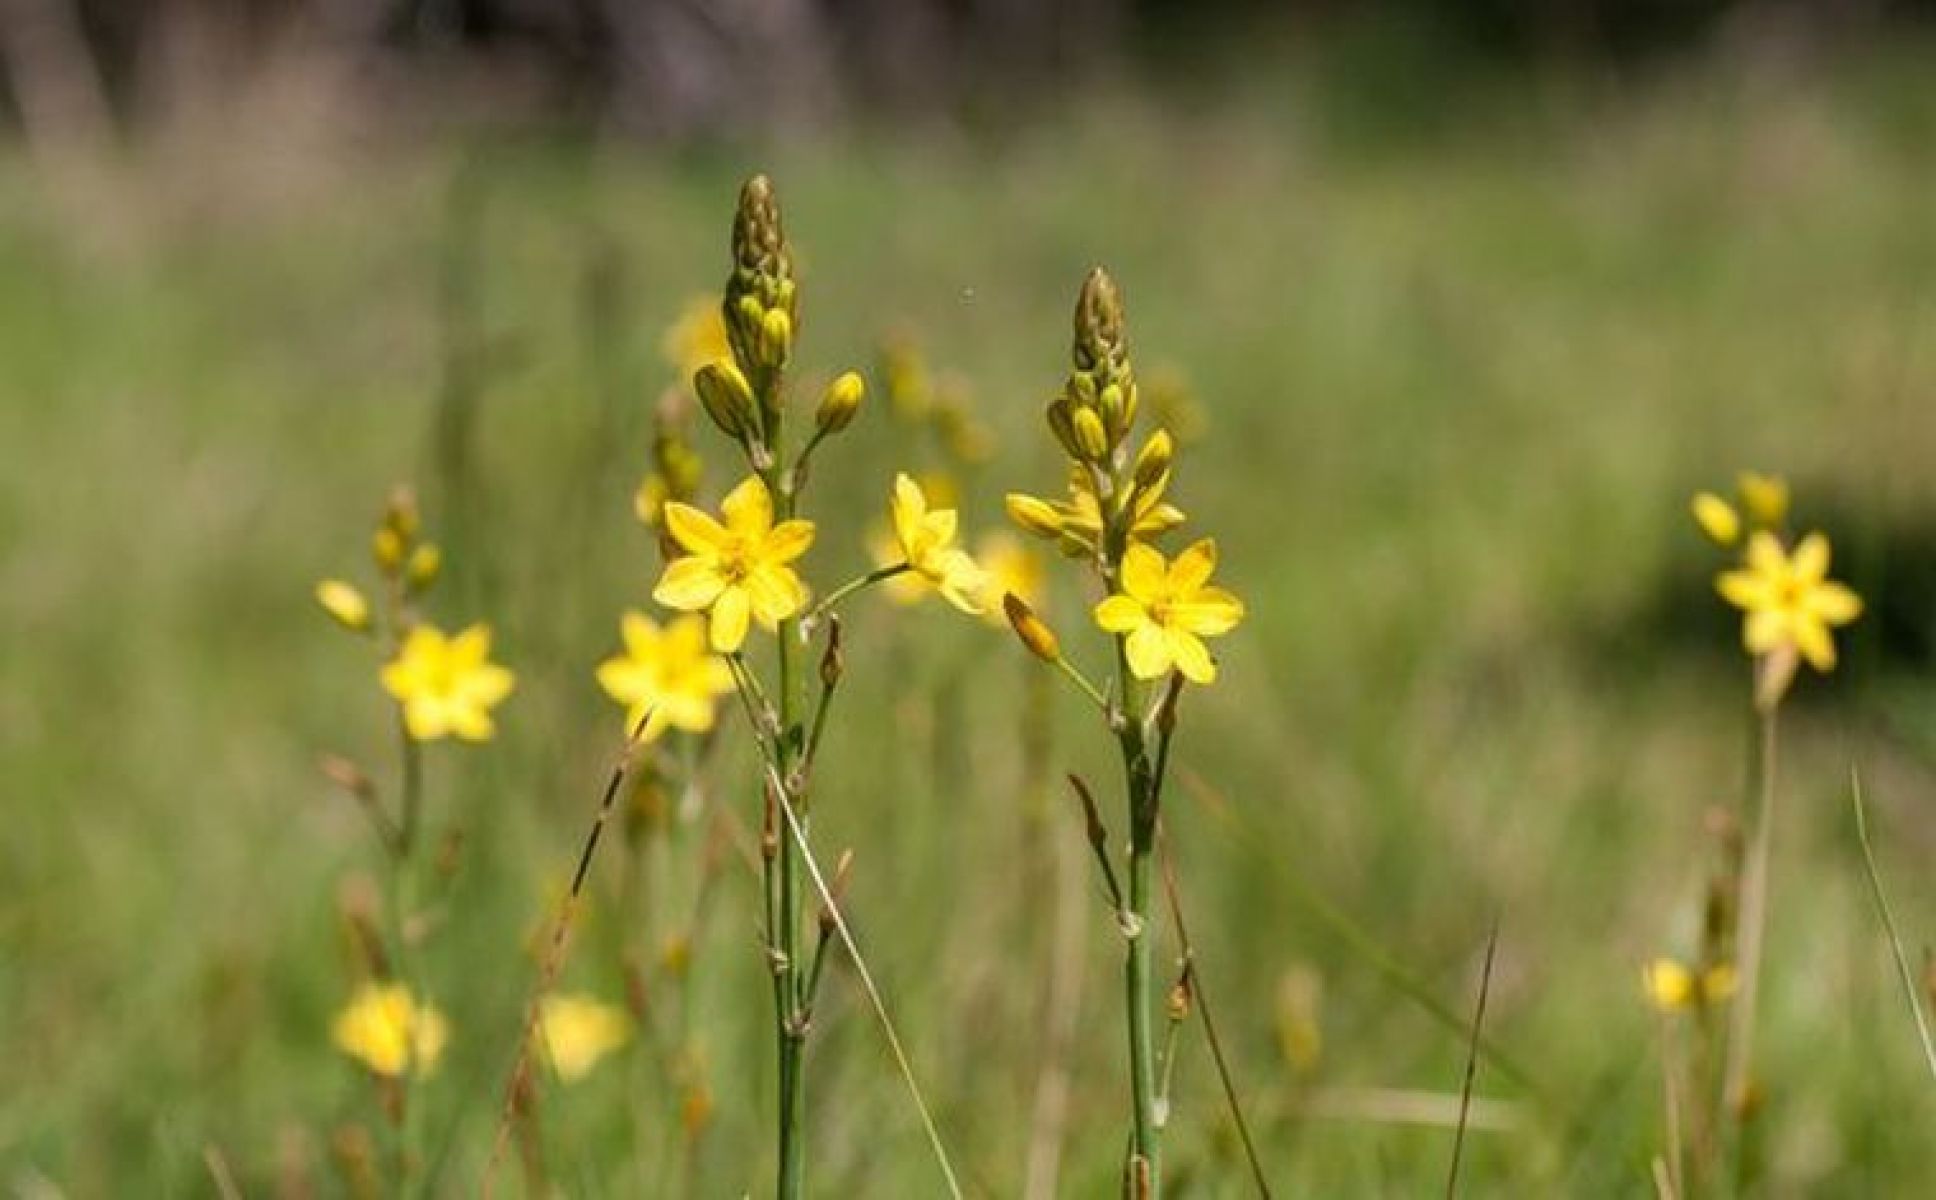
[1171,587,1245,636]
[1737,471,1789,528]
[620,610,661,658]
[1716,569,1773,612]
[1743,608,1787,655]
[721,476,774,539]
[450,705,496,742]
[654,557,728,611]
[1124,624,1173,680]
[1743,531,1785,576]
[1169,539,1218,594]
[663,501,731,556]
[891,473,926,548]
[1120,542,1167,604]
[1793,617,1836,672]
[1094,595,1145,634]
[1168,630,1217,684]
[403,696,451,741]
[1642,959,1693,1011]
[596,657,650,705]
[449,623,493,668]
[1807,581,1862,625]
[1791,532,1830,584]
[762,519,816,566]
[464,664,516,708]
[709,587,752,652]
[744,566,809,627]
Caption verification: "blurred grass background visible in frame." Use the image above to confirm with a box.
[5,27,1936,1195]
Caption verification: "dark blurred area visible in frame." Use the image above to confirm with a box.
[0,0,1929,150]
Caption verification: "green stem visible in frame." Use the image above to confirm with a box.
[806,563,910,626]
[770,469,809,1200]
[1114,661,1160,1196]
[1723,685,1778,1180]
[392,719,425,1197]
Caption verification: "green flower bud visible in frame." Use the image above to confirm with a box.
[1072,407,1109,461]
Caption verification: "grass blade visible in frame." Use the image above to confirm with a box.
[1849,766,1936,1086]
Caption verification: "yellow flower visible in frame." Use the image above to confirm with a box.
[1716,532,1862,672]
[1642,958,1738,1013]
[976,532,1044,620]
[538,994,631,1083]
[867,524,930,606]
[315,579,372,632]
[654,476,814,653]
[1737,471,1789,530]
[662,295,731,381]
[1690,492,1741,547]
[1006,467,1186,554]
[595,611,735,739]
[332,983,448,1078]
[1094,539,1244,683]
[887,473,986,614]
[380,623,516,742]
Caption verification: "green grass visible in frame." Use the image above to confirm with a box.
[5,41,1936,1194]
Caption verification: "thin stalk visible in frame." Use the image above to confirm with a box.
[1850,768,1936,1085]
[481,715,652,1198]
[391,719,426,1196]
[1445,919,1498,1200]
[1723,697,1779,1121]
[768,462,808,1200]
[1654,1010,1686,1200]
[804,563,909,627]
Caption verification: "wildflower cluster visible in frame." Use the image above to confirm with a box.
[1001,268,1244,1195]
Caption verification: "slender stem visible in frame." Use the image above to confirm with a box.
[1054,655,1112,713]
[1850,768,1936,1085]
[804,563,909,627]
[391,718,426,1197]
[1723,696,1778,1123]
[1445,919,1498,1200]
[765,459,809,1200]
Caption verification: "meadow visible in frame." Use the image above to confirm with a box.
[5,38,1936,1195]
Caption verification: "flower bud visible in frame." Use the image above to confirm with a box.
[1099,383,1126,439]
[1132,429,1174,491]
[815,371,864,436]
[1003,594,1061,663]
[384,486,421,540]
[1072,407,1109,462]
[406,543,442,591]
[315,579,372,632]
[1690,492,1740,546]
[371,527,405,573]
[1005,493,1064,540]
[757,308,792,371]
[693,360,756,440]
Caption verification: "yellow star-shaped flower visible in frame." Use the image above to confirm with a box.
[380,623,516,742]
[1716,532,1862,672]
[1094,538,1244,683]
[654,476,815,653]
[538,994,631,1083]
[887,473,986,614]
[332,983,449,1078]
[595,611,735,739]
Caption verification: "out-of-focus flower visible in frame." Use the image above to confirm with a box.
[538,994,631,1083]
[596,611,735,739]
[976,532,1044,621]
[333,983,448,1078]
[663,296,731,382]
[1716,532,1862,672]
[315,580,372,633]
[1690,492,1741,547]
[1642,958,1738,1013]
[381,624,516,741]
[887,473,985,614]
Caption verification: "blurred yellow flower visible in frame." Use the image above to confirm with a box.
[1716,532,1862,672]
[887,473,985,614]
[538,994,631,1083]
[381,623,516,742]
[332,983,448,1078]
[1642,958,1738,1013]
[867,524,930,606]
[663,295,731,381]
[654,476,814,652]
[1094,539,1244,683]
[1690,492,1741,547]
[596,611,735,739]
[315,579,372,632]
[976,532,1044,620]
[1737,471,1789,530]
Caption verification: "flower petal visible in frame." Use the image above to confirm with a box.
[663,502,731,556]
[1791,532,1830,584]
[463,664,516,708]
[709,586,752,652]
[1793,616,1836,672]
[1168,630,1217,684]
[620,610,661,658]
[1124,623,1173,680]
[1743,608,1787,655]
[1744,531,1785,576]
[762,519,816,565]
[1171,586,1245,636]
[1716,570,1772,612]
[721,476,774,539]
[1094,594,1145,634]
[596,658,650,705]
[891,474,926,549]
[1120,542,1167,603]
[654,557,727,611]
[1808,581,1862,625]
[744,566,809,627]
[1169,539,1218,594]
[449,624,493,667]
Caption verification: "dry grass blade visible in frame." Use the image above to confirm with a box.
[1155,825,1272,1198]
[481,714,651,1198]
[1445,918,1499,1200]
[1849,766,1936,1086]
